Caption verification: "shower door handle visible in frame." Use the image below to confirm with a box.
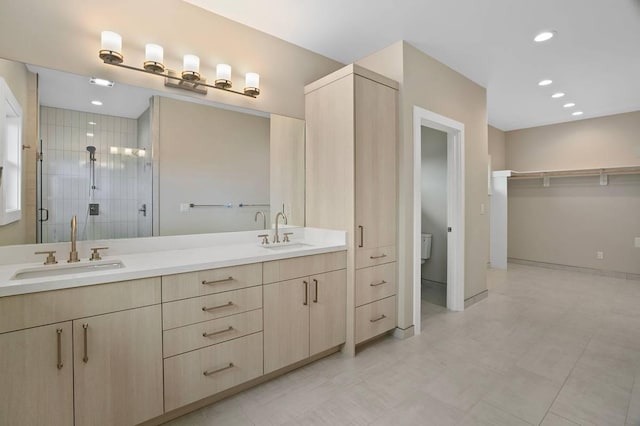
[38,208,49,222]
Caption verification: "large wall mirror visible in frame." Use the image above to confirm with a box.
[0,57,305,246]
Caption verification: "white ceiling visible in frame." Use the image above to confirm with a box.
[185,0,640,131]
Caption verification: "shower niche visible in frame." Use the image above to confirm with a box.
[36,106,152,243]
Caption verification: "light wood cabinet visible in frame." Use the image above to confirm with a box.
[0,322,73,426]
[264,268,346,374]
[73,305,163,426]
[305,64,399,352]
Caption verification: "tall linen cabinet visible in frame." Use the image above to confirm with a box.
[305,64,398,355]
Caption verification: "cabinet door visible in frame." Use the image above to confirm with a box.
[263,278,310,374]
[309,269,347,356]
[355,75,397,251]
[0,322,73,426]
[73,305,163,426]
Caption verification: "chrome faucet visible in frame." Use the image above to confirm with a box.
[273,212,288,243]
[68,215,79,263]
[254,211,266,230]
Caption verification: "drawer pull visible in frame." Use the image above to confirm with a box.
[313,279,319,303]
[202,301,234,312]
[370,314,387,323]
[370,280,387,287]
[303,280,309,306]
[358,225,364,248]
[370,254,387,260]
[203,362,234,377]
[202,276,234,285]
[56,328,63,370]
[202,326,234,338]
[82,323,89,363]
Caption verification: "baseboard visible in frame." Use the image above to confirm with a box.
[393,325,415,339]
[464,289,488,308]
[508,258,640,281]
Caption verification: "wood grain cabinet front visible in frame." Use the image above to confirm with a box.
[0,322,74,426]
[355,295,397,344]
[355,262,397,307]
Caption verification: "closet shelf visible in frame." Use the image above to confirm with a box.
[508,165,640,180]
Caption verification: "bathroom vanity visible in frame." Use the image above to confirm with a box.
[0,228,347,426]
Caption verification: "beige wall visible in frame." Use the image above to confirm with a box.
[358,41,489,328]
[0,0,343,120]
[488,125,506,171]
[0,58,37,246]
[158,97,270,235]
[505,111,640,171]
[505,111,640,275]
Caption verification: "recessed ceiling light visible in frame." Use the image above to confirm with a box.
[91,100,103,106]
[534,31,555,42]
[88,121,97,125]
[86,132,94,137]
[538,79,553,86]
[563,103,576,108]
[551,92,565,98]
[89,77,115,87]
[572,111,584,116]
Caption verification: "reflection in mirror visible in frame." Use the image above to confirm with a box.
[0,58,305,247]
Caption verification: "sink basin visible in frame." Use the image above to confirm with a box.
[11,260,125,280]
[261,242,312,251]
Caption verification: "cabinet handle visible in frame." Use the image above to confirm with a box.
[370,254,387,260]
[202,326,234,338]
[370,280,387,287]
[370,314,387,323]
[358,226,364,248]
[56,328,63,370]
[313,279,318,303]
[203,362,234,377]
[82,323,89,363]
[202,276,233,286]
[303,280,309,305]
[202,301,233,312]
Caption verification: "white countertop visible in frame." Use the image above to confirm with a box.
[0,227,347,298]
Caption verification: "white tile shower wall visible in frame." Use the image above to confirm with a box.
[40,106,141,243]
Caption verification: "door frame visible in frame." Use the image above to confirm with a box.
[412,106,465,334]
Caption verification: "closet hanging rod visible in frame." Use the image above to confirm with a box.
[508,165,640,180]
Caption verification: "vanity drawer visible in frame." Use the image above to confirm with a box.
[162,286,262,330]
[263,251,346,284]
[355,295,396,344]
[164,332,263,411]
[162,263,262,302]
[356,245,396,269]
[355,262,396,307]
[0,277,161,334]
[163,309,263,358]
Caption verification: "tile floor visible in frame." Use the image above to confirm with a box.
[165,263,640,425]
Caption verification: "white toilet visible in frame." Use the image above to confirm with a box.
[421,233,432,264]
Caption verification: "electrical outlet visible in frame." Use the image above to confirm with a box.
[596,251,604,260]
[635,237,640,248]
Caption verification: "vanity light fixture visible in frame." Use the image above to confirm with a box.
[538,79,553,86]
[91,100,103,106]
[97,30,260,98]
[563,102,576,108]
[551,92,565,98]
[89,77,115,87]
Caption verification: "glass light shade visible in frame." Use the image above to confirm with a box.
[144,44,165,72]
[101,31,122,52]
[182,54,200,81]
[244,72,260,96]
[99,31,123,63]
[217,64,232,81]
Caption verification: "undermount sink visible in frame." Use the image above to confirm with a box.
[261,242,312,251]
[11,260,125,280]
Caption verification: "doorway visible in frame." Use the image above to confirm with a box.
[412,106,465,334]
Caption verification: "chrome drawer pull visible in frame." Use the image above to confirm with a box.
[202,276,233,285]
[56,328,63,370]
[203,362,234,376]
[202,301,233,312]
[202,326,234,338]
[370,280,387,287]
[370,314,387,323]
[369,254,387,260]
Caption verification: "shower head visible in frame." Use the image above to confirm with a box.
[86,146,96,161]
